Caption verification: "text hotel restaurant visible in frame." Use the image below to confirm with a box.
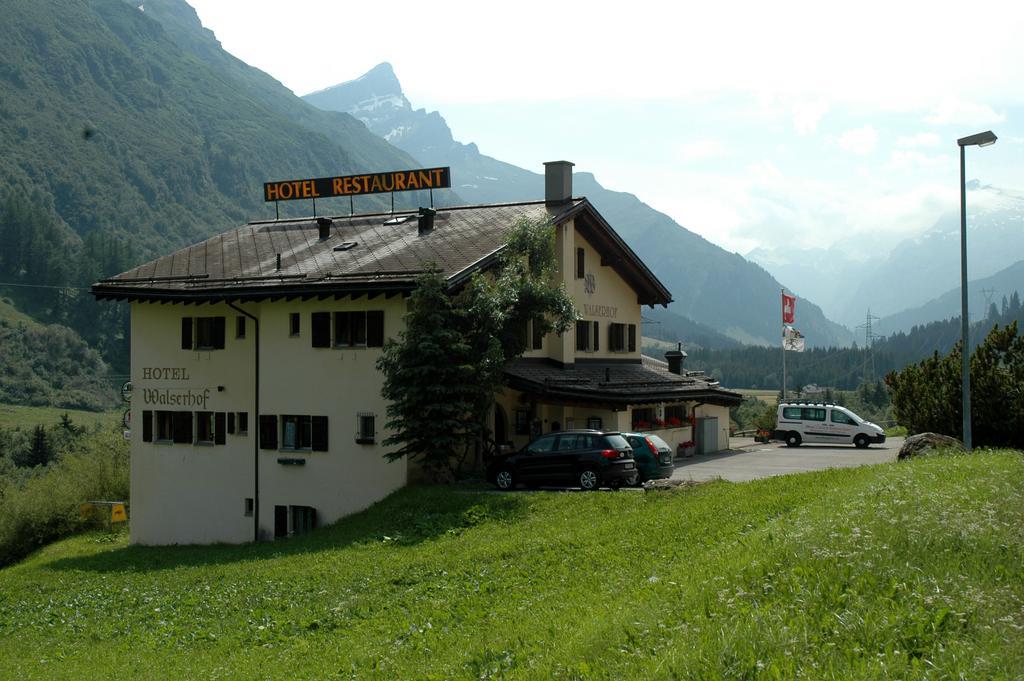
[93,161,741,545]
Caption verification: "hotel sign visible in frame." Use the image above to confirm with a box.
[263,167,451,202]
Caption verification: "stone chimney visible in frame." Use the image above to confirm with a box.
[544,160,574,206]
[417,206,436,236]
[317,216,332,240]
[665,342,687,375]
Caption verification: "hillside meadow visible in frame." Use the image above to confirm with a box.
[0,451,1022,679]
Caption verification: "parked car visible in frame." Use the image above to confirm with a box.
[773,402,885,448]
[622,432,675,482]
[487,429,636,491]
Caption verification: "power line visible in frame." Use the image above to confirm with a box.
[0,280,90,291]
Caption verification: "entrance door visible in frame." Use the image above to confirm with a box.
[274,505,288,538]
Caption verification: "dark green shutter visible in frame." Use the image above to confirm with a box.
[593,321,599,351]
[215,412,226,445]
[227,412,235,434]
[259,415,277,450]
[311,312,331,347]
[213,316,226,349]
[172,412,193,444]
[311,416,328,451]
[366,311,384,347]
[181,317,193,350]
[628,324,637,352]
[142,410,152,442]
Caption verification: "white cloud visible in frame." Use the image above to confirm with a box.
[886,150,943,172]
[924,99,1005,126]
[896,133,940,148]
[836,126,879,155]
[792,99,830,135]
[676,139,728,162]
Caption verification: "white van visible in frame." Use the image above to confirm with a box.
[773,403,885,448]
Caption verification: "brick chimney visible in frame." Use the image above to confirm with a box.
[544,160,574,206]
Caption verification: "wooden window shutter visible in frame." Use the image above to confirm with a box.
[213,316,226,349]
[628,324,637,352]
[592,321,599,351]
[172,411,193,444]
[227,412,235,434]
[575,320,587,352]
[366,311,384,347]
[181,317,193,350]
[259,415,277,450]
[215,412,226,445]
[311,312,331,348]
[576,247,585,279]
[311,416,328,452]
[142,410,152,442]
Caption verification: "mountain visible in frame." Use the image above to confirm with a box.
[0,0,448,382]
[304,64,854,349]
[874,259,1024,337]
[750,184,1024,327]
[0,0,426,258]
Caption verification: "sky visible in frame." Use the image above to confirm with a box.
[185,0,1024,260]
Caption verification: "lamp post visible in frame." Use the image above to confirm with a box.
[956,130,997,451]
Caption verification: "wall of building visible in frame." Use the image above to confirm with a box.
[130,300,256,545]
[129,296,408,546]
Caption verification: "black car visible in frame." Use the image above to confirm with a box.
[487,429,636,491]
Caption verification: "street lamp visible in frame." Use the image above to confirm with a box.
[957,130,997,451]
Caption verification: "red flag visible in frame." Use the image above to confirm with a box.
[782,293,796,324]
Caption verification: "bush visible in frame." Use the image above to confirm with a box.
[0,427,128,567]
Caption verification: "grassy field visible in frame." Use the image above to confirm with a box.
[738,388,778,405]
[1,452,1022,679]
[0,403,121,431]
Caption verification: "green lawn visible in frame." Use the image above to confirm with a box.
[0,403,120,431]
[1,452,1022,679]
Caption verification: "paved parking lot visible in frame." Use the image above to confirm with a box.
[670,437,903,482]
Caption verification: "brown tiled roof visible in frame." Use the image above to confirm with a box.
[92,199,672,306]
[504,356,743,407]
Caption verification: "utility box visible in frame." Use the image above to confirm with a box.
[695,417,720,455]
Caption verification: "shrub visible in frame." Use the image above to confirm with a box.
[0,427,128,567]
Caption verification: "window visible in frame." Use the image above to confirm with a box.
[356,413,375,444]
[802,407,826,421]
[632,407,656,429]
[228,412,235,434]
[172,411,193,444]
[154,411,173,441]
[289,313,300,337]
[514,409,530,435]
[609,323,626,352]
[527,435,558,454]
[236,316,246,339]
[332,311,385,348]
[237,412,248,434]
[312,311,331,348]
[194,412,226,444]
[576,247,585,279]
[587,416,603,430]
[244,498,254,517]
[281,415,312,450]
[831,410,856,425]
[664,405,686,424]
[263,415,327,451]
[182,316,225,350]
[196,411,215,444]
[576,320,599,352]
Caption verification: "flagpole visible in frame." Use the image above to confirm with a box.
[781,288,787,400]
